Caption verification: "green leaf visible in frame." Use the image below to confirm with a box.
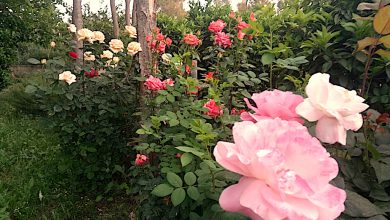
[187,186,200,201]
[175,146,204,158]
[53,105,62,112]
[167,172,183,187]
[155,95,166,105]
[65,93,73,100]
[261,53,275,65]
[27,58,41,65]
[151,184,174,197]
[167,94,175,103]
[371,160,390,183]
[344,190,385,217]
[184,172,196,186]
[25,85,37,94]
[171,188,186,206]
[169,119,180,127]
[180,152,193,167]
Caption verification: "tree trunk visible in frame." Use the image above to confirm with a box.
[72,0,83,65]
[110,0,120,38]
[125,0,131,25]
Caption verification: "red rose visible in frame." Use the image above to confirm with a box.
[204,99,223,117]
[69,51,78,59]
[183,34,201,46]
[205,72,214,80]
[84,69,99,78]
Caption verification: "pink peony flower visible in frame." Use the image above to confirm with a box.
[214,32,232,48]
[183,34,201,46]
[241,90,304,123]
[237,30,245,40]
[237,21,250,31]
[204,99,223,117]
[208,19,227,33]
[135,154,148,166]
[296,73,369,145]
[214,119,346,220]
[144,76,165,91]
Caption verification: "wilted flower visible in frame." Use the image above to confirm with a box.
[109,39,124,53]
[214,119,346,220]
[68,23,77,33]
[241,90,304,123]
[127,42,142,55]
[204,99,223,117]
[50,41,56,48]
[135,154,148,166]
[125,25,137,38]
[183,34,201,46]
[214,32,232,48]
[59,71,76,85]
[77,28,94,43]
[100,50,113,59]
[208,19,227,33]
[93,31,105,43]
[295,73,369,145]
[83,51,95,61]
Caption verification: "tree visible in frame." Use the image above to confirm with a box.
[125,0,131,25]
[110,0,120,38]
[72,0,83,60]
[156,0,186,17]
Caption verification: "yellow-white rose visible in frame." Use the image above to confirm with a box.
[59,71,76,85]
[50,41,56,48]
[68,24,77,33]
[101,50,113,59]
[127,42,142,56]
[112,57,120,63]
[93,31,105,43]
[161,53,171,64]
[84,51,96,61]
[77,28,95,43]
[109,39,124,53]
[41,59,47,64]
[125,25,137,38]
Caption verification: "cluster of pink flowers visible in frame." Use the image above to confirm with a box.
[208,19,226,33]
[207,19,232,48]
[203,99,223,117]
[214,73,370,219]
[228,10,255,40]
[135,154,148,166]
[144,76,174,91]
[146,28,172,54]
[183,34,202,47]
[84,69,99,78]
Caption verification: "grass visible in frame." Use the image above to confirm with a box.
[0,98,134,219]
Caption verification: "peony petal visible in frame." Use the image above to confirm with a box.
[316,117,347,145]
[214,141,248,176]
[295,99,324,122]
[309,184,346,220]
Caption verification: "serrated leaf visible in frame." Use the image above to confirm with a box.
[171,188,186,206]
[180,152,193,167]
[151,184,174,197]
[184,172,196,186]
[187,186,200,201]
[167,172,183,187]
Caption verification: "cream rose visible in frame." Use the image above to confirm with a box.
[59,71,76,85]
[125,25,137,38]
[68,24,77,33]
[50,41,56,48]
[112,57,120,63]
[109,39,124,53]
[161,53,171,64]
[41,59,47,64]
[84,51,96,61]
[93,31,105,43]
[127,42,142,56]
[77,28,95,43]
[101,50,113,59]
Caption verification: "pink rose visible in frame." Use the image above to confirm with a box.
[296,73,369,145]
[241,90,304,123]
[214,119,346,220]
[214,32,232,48]
[135,154,148,166]
[163,78,174,89]
[203,99,223,117]
[165,37,172,46]
[250,12,256,21]
[237,30,245,40]
[183,34,201,46]
[156,43,166,54]
[237,21,250,31]
[208,19,226,33]
[144,76,165,91]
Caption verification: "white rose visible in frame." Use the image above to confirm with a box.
[77,28,95,43]
[125,25,137,38]
[41,59,47,64]
[50,41,56,48]
[101,50,113,59]
[68,24,77,33]
[84,51,96,61]
[109,39,124,53]
[127,42,142,56]
[161,53,171,64]
[59,71,76,85]
[93,31,105,43]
